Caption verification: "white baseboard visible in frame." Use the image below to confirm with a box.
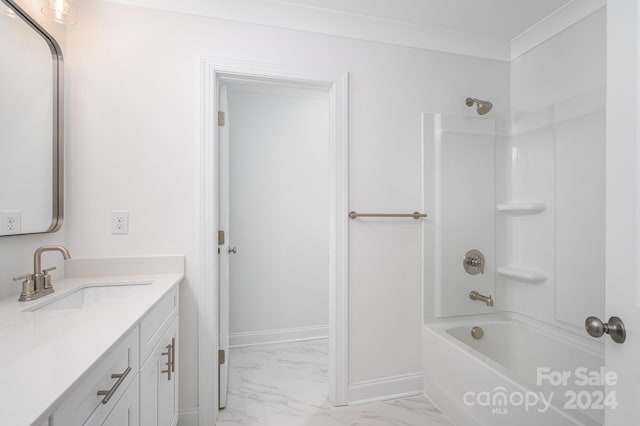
[178,408,198,426]
[229,324,328,348]
[348,372,424,405]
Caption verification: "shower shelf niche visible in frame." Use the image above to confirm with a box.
[497,266,548,283]
[496,202,547,215]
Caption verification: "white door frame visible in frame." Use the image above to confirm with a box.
[199,57,349,426]
[605,0,640,422]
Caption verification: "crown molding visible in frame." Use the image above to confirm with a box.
[103,0,511,61]
[510,0,606,61]
[103,0,605,63]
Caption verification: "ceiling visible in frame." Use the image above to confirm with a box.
[106,0,606,61]
[266,0,573,40]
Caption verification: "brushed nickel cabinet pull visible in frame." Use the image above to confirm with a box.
[97,366,131,404]
[171,337,176,373]
[162,340,173,380]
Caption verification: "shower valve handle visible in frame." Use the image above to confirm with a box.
[463,249,485,275]
[585,316,626,344]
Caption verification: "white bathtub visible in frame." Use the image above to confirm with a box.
[423,313,605,426]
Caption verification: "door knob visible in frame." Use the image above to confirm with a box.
[585,316,626,344]
[228,247,237,254]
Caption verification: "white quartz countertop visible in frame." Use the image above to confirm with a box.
[0,270,183,425]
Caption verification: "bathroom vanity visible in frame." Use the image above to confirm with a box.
[0,4,185,424]
[0,256,184,426]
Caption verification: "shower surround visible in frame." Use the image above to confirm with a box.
[422,9,606,425]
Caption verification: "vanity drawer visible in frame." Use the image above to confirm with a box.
[140,285,178,364]
[88,375,139,426]
[51,326,139,426]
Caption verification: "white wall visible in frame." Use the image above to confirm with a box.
[510,10,606,115]
[504,9,606,333]
[226,83,329,344]
[0,0,67,301]
[63,0,509,411]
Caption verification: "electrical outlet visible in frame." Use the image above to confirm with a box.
[111,210,129,234]
[1,210,21,235]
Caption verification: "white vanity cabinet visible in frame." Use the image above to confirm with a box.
[48,284,179,426]
[140,282,179,426]
[101,375,140,426]
[140,317,179,426]
[52,327,140,426]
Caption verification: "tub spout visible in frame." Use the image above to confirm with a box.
[470,290,494,307]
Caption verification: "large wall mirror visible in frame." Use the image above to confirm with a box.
[0,0,63,236]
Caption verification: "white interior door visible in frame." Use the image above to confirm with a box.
[218,84,231,409]
[605,1,640,423]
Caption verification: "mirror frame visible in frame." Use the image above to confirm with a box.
[1,0,63,236]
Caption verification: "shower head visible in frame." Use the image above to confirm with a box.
[465,97,493,115]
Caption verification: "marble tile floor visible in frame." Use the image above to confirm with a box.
[216,339,454,426]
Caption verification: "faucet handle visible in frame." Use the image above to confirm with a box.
[42,267,57,291]
[12,274,35,302]
[13,273,33,282]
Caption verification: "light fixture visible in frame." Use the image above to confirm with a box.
[41,0,76,25]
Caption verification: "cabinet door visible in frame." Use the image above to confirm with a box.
[101,375,140,426]
[140,316,179,426]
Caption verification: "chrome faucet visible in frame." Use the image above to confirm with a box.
[13,245,71,302]
[469,290,494,307]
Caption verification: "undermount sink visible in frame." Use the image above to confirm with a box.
[27,282,152,311]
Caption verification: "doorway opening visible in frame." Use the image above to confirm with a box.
[199,58,349,425]
[218,78,331,413]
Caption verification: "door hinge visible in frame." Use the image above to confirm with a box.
[218,349,226,365]
[218,230,225,245]
[218,111,225,127]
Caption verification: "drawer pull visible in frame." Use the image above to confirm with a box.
[171,337,176,373]
[161,337,176,380]
[162,343,173,380]
[97,366,131,404]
